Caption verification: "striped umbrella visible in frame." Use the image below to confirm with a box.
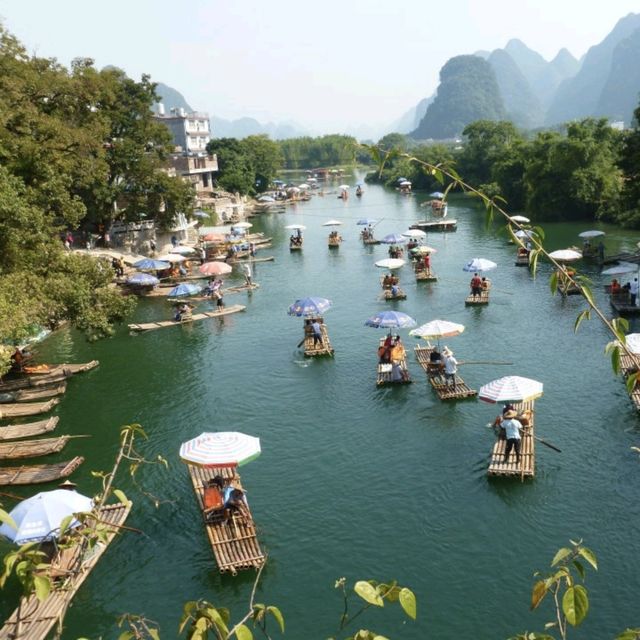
[478,376,544,404]
[179,432,261,468]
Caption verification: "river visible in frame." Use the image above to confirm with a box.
[2,175,640,639]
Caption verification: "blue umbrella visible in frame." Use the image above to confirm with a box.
[364,311,417,329]
[357,219,377,225]
[381,234,407,245]
[168,283,202,297]
[430,191,445,199]
[127,272,160,286]
[288,297,332,317]
[133,258,171,271]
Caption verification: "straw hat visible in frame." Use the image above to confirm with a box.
[58,479,77,490]
[442,346,453,356]
[504,410,517,419]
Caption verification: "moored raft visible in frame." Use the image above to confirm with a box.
[0,383,66,404]
[415,346,477,400]
[0,435,74,460]
[0,361,99,392]
[187,464,265,575]
[0,456,84,485]
[0,501,131,640]
[0,398,59,419]
[487,400,535,479]
[410,219,457,232]
[128,304,246,332]
[0,417,59,442]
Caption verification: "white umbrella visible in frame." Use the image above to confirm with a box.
[478,376,544,404]
[157,253,187,262]
[287,186,300,193]
[515,230,536,239]
[232,222,253,229]
[0,489,93,544]
[298,183,310,190]
[284,224,307,230]
[463,258,497,272]
[399,181,412,186]
[338,184,350,190]
[402,229,427,239]
[624,334,640,354]
[322,220,343,226]
[509,215,530,223]
[578,230,605,239]
[375,258,405,270]
[549,249,582,262]
[170,246,197,255]
[411,245,438,255]
[602,262,638,276]
[179,431,261,468]
[409,319,465,340]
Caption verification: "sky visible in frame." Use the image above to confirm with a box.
[0,0,638,136]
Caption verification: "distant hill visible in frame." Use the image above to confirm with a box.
[411,56,506,140]
[546,13,640,125]
[391,96,434,134]
[210,116,308,139]
[153,83,193,113]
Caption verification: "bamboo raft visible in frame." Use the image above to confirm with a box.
[289,242,303,251]
[362,238,380,245]
[168,284,260,303]
[0,435,75,460]
[383,289,407,300]
[187,464,265,575]
[228,256,275,264]
[303,319,334,356]
[487,400,535,479]
[0,456,84,485]
[415,346,477,400]
[515,251,529,266]
[0,383,66,404]
[0,398,59,419]
[610,298,640,315]
[465,291,490,305]
[0,362,99,392]
[410,219,457,232]
[128,304,246,332]
[0,417,59,441]
[377,340,411,386]
[416,271,438,282]
[0,502,131,640]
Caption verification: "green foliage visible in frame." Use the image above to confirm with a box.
[279,134,358,169]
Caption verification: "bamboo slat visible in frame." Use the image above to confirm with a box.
[187,465,265,575]
[303,324,334,357]
[0,417,59,442]
[0,399,59,419]
[488,400,535,479]
[416,272,438,282]
[410,219,458,232]
[465,291,490,305]
[415,346,477,400]
[0,362,99,392]
[0,456,84,485]
[128,304,246,332]
[0,436,71,460]
[0,383,67,404]
[0,502,131,640]
[383,288,407,300]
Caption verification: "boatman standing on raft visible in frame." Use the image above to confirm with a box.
[311,319,323,346]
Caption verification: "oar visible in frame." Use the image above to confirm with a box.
[534,435,561,453]
[296,337,305,348]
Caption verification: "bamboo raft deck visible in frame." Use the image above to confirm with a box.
[0,456,84,485]
[0,502,131,640]
[227,256,275,264]
[487,400,535,479]
[0,362,99,392]
[187,464,265,575]
[410,219,457,232]
[0,417,59,441]
[376,340,411,386]
[289,242,303,251]
[362,238,380,245]
[416,271,438,282]
[0,435,73,460]
[128,304,246,332]
[303,323,334,357]
[0,398,59,419]
[415,346,477,400]
[383,289,407,300]
[610,297,640,315]
[515,252,529,266]
[167,284,260,303]
[465,291,490,305]
[0,383,66,404]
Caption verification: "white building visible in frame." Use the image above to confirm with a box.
[154,104,211,154]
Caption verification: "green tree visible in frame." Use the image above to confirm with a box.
[242,135,283,192]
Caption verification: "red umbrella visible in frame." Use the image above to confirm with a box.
[202,233,225,242]
[199,261,232,276]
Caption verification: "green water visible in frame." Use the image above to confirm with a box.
[2,178,640,639]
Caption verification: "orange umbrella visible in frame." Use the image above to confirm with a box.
[199,261,232,276]
[202,233,225,243]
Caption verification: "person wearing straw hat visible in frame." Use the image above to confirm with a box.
[502,410,523,464]
[442,347,458,388]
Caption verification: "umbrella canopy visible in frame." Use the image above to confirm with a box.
[602,262,638,276]
[298,183,310,190]
[338,184,350,190]
[232,222,253,229]
[168,283,202,297]
[364,311,417,329]
[624,334,640,354]
[397,177,408,183]
[549,249,582,262]
[430,191,445,199]
[578,230,605,239]
[199,261,233,276]
[0,489,93,544]
[201,233,226,243]
[463,258,497,272]
[127,272,160,286]
[375,258,405,270]
[287,186,300,193]
[357,218,377,225]
[509,215,530,223]
[322,219,343,226]
[133,258,171,271]
[258,195,275,202]
[380,234,407,245]
[514,230,536,240]
[411,245,438,255]
[193,210,209,218]
[157,253,187,263]
[409,319,465,340]
[288,297,332,317]
[399,180,412,186]
[402,229,427,239]
[478,375,544,404]
[179,431,261,468]
[284,224,307,231]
